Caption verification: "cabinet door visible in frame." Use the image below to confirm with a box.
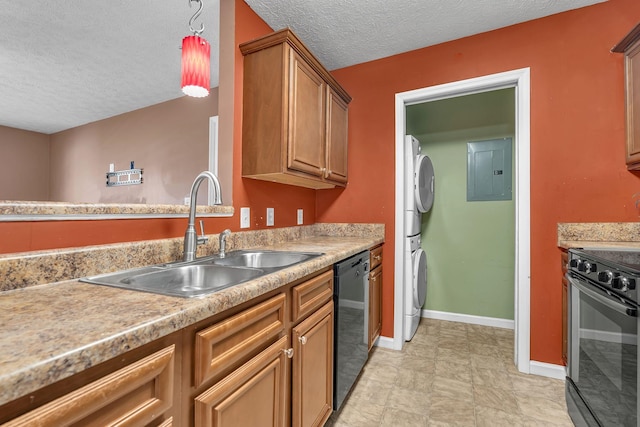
[325,86,349,185]
[194,336,289,427]
[626,43,640,168]
[368,265,382,350]
[291,301,334,427]
[287,49,326,178]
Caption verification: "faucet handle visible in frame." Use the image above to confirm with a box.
[197,220,208,245]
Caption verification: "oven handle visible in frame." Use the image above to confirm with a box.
[568,274,638,317]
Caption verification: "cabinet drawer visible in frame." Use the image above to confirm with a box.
[4,345,175,427]
[194,293,286,387]
[291,270,334,324]
[370,245,383,270]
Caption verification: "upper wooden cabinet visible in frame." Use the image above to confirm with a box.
[240,29,351,189]
[613,22,640,169]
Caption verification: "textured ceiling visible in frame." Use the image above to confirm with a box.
[1,0,605,134]
[244,0,606,70]
[0,0,219,134]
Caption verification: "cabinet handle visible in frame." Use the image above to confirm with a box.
[375,255,381,261]
[325,169,331,178]
[283,348,294,358]
[371,277,376,282]
[299,336,307,345]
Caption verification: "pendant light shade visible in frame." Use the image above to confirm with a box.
[181,35,210,98]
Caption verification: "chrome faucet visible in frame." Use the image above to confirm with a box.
[183,171,222,262]
[219,229,231,258]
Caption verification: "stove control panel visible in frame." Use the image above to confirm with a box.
[568,250,639,303]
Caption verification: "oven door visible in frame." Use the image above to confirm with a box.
[567,273,639,427]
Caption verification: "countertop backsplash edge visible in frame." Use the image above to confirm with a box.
[0,223,384,292]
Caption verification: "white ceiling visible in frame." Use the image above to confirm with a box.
[0,0,220,134]
[1,0,604,135]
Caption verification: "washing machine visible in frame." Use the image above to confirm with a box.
[405,234,427,340]
[404,135,434,341]
[405,135,435,237]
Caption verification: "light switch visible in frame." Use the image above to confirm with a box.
[297,209,303,225]
[266,208,274,226]
[240,207,250,228]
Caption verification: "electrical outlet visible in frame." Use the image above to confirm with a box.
[297,209,303,225]
[266,208,274,226]
[240,207,250,229]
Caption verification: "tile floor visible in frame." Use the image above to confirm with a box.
[327,318,574,426]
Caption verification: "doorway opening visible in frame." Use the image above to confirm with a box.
[392,68,531,373]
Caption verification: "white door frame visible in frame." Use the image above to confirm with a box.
[208,115,219,206]
[392,68,531,373]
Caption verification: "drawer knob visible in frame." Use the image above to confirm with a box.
[283,348,294,358]
[375,255,381,260]
[299,336,307,345]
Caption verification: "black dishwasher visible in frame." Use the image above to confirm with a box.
[333,250,370,410]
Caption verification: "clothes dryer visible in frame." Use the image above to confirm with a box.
[405,135,434,237]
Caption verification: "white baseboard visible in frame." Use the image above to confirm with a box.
[373,336,399,350]
[421,309,515,330]
[529,361,566,380]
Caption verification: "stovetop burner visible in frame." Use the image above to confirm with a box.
[568,248,640,305]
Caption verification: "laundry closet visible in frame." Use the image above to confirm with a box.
[405,88,516,330]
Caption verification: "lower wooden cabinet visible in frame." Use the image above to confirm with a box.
[188,268,334,427]
[368,265,382,350]
[292,301,334,427]
[194,336,289,427]
[561,250,568,366]
[2,268,336,427]
[368,245,383,350]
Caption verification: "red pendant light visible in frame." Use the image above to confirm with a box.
[181,35,210,97]
[181,0,210,98]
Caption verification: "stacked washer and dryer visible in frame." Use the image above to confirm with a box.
[404,135,435,341]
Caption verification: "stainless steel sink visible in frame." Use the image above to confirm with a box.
[82,264,264,298]
[202,250,322,269]
[80,250,323,298]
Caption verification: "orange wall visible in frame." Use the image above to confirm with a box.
[317,0,640,363]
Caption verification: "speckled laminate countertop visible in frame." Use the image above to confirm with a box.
[0,231,383,407]
[558,222,640,249]
[0,200,234,220]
